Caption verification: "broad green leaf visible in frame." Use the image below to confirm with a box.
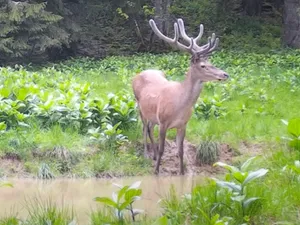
[15,87,29,101]
[213,162,239,173]
[231,195,246,202]
[210,214,220,223]
[287,118,300,137]
[0,122,7,131]
[124,189,142,202]
[129,181,141,189]
[233,171,248,183]
[94,197,117,208]
[243,169,268,185]
[68,220,77,225]
[118,185,130,202]
[119,199,132,211]
[112,183,123,188]
[215,180,241,192]
[289,139,300,150]
[112,192,118,203]
[0,88,10,98]
[241,156,258,171]
[281,119,288,126]
[153,216,169,225]
[0,182,13,188]
[132,209,144,216]
[243,197,260,208]
[18,122,30,128]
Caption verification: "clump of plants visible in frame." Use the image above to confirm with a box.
[38,163,55,179]
[281,118,300,151]
[195,140,220,165]
[0,67,137,147]
[159,157,268,225]
[94,181,143,223]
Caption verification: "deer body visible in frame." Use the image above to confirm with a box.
[132,18,229,174]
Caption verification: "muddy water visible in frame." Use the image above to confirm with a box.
[0,176,204,224]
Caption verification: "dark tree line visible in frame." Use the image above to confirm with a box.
[0,0,299,63]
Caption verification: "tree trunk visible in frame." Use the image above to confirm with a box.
[242,0,262,16]
[153,0,172,34]
[283,0,300,48]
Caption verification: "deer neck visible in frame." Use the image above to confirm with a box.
[180,67,204,108]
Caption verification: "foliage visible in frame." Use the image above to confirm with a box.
[25,198,76,225]
[94,181,143,223]
[196,140,220,165]
[213,157,268,223]
[38,163,55,179]
[0,181,13,188]
[194,95,227,120]
[281,118,300,151]
[0,66,137,148]
[0,0,69,60]
[159,157,268,225]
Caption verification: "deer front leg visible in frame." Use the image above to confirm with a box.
[147,122,157,160]
[142,121,148,158]
[176,126,186,175]
[155,125,167,175]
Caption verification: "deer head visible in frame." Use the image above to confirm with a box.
[149,18,229,82]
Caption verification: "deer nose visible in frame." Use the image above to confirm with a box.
[224,73,229,78]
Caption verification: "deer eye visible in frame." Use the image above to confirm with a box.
[201,65,206,68]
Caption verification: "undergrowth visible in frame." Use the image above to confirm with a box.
[0,49,299,179]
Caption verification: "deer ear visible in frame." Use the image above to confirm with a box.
[191,54,200,64]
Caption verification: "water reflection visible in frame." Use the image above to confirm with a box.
[0,175,204,223]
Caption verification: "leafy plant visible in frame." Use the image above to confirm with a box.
[0,181,13,188]
[282,160,300,182]
[196,140,220,165]
[38,163,55,179]
[94,181,143,222]
[194,95,227,120]
[281,118,300,150]
[213,157,268,223]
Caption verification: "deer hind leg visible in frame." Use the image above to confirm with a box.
[155,125,167,175]
[176,126,186,175]
[147,122,157,160]
[139,110,149,158]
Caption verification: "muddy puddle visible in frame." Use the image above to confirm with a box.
[0,176,204,224]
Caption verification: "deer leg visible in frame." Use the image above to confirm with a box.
[139,110,149,158]
[155,125,167,175]
[142,120,149,158]
[176,126,186,175]
[147,122,157,160]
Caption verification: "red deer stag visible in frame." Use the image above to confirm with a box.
[132,18,229,175]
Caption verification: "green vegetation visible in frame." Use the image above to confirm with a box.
[0,47,300,224]
[0,49,300,178]
[94,181,143,223]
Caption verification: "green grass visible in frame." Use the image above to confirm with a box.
[1,50,300,177]
[0,49,300,224]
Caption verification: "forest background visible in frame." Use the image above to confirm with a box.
[0,0,299,65]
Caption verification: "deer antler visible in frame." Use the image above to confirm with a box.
[149,18,219,56]
[149,19,194,53]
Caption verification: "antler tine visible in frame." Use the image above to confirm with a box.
[206,37,219,54]
[194,24,204,44]
[177,19,215,54]
[177,19,193,45]
[149,19,194,53]
[195,33,219,56]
